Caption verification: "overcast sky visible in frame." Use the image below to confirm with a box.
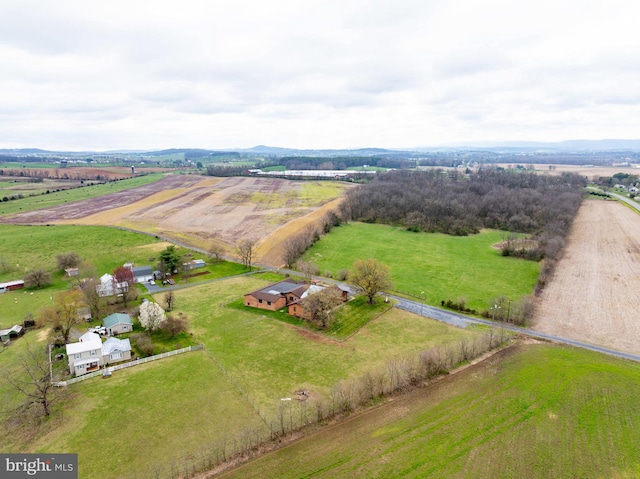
[1,0,639,150]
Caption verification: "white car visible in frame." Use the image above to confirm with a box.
[149,280,156,285]
[89,326,107,336]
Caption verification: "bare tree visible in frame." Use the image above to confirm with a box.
[164,290,176,312]
[77,277,102,319]
[40,289,84,344]
[209,241,225,263]
[56,252,82,271]
[161,314,188,338]
[349,258,394,304]
[2,341,65,418]
[296,260,319,283]
[113,266,135,308]
[236,238,257,271]
[299,286,344,329]
[24,269,51,289]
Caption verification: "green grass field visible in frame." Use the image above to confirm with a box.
[302,223,540,311]
[220,343,640,479]
[0,173,163,216]
[0,275,476,478]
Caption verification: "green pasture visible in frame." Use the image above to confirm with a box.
[302,223,540,311]
[1,274,477,479]
[0,173,163,216]
[222,343,640,479]
[45,352,267,479]
[165,276,476,414]
[0,162,58,169]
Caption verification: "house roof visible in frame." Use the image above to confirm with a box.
[102,337,131,356]
[100,273,113,283]
[245,279,307,302]
[66,338,102,355]
[80,332,100,342]
[300,284,325,300]
[132,266,153,276]
[0,325,23,336]
[103,313,133,328]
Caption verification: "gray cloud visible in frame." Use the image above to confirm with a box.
[1,0,640,149]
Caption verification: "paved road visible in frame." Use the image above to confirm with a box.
[394,295,640,363]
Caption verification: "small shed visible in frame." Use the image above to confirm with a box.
[103,313,133,335]
[65,268,79,277]
[0,325,24,342]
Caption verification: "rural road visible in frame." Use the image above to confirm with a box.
[394,295,640,363]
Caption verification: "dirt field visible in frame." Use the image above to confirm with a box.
[533,199,640,355]
[0,175,348,266]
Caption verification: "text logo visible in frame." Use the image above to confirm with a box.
[1,454,77,478]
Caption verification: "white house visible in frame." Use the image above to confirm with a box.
[66,332,103,376]
[96,273,129,297]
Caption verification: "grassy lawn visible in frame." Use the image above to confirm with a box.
[226,293,394,340]
[328,295,393,339]
[1,274,477,479]
[221,342,640,479]
[302,222,540,311]
[0,173,163,216]
[42,352,268,479]
[170,276,477,416]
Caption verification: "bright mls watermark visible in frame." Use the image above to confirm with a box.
[1,454,77,478]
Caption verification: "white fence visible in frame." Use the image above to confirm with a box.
[56,344,204,386]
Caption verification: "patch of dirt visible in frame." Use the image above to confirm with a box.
[532,200,640,355]
[287,323,342,345]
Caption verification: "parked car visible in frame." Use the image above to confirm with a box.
[89,326,107,336]
[149,279,156,285]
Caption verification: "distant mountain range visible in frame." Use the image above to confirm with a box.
[3,139,640,157]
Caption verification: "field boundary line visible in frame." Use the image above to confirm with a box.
[201,348,271,429]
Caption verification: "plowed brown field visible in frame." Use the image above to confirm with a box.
[533,199,640,355]
[0,175,348,266]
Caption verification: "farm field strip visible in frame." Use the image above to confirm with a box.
[0,175,350,260]
[219,343,640,479]
[533,200,640,355]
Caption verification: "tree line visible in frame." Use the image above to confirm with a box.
[341,168,584,247]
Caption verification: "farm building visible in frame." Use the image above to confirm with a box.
[131,265,153,283]
[1,325,24,343]
[244,279,308,311]
[65,268,79,277]
[103,313,133,335]
[183,259,206,270]
[0,280,25,294]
